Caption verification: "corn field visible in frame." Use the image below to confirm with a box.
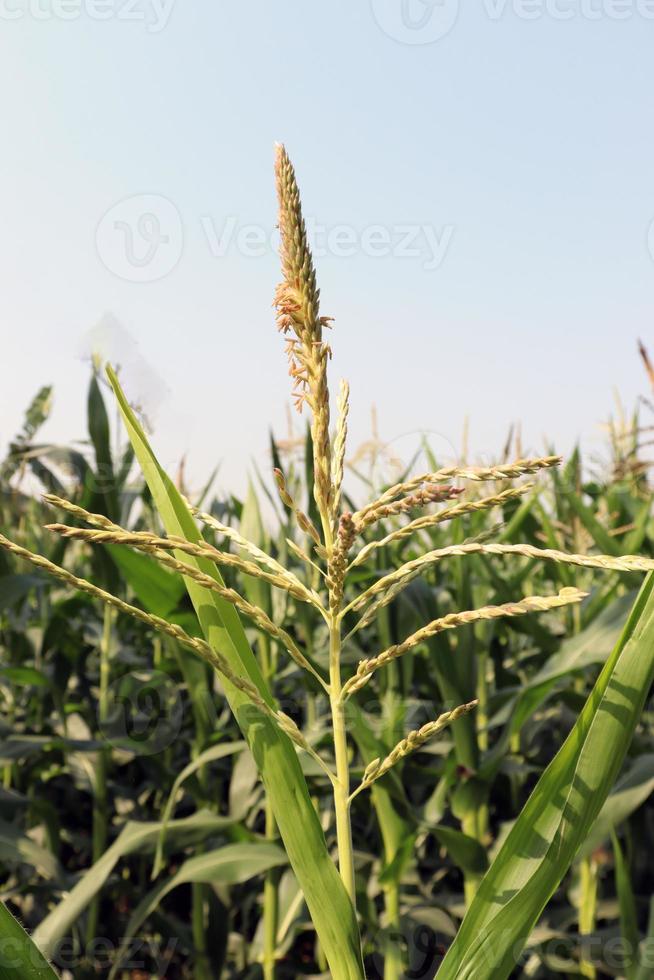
[2,150,654,979]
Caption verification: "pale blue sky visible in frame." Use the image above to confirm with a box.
[2,2,654,497]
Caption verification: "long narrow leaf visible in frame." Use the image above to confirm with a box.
[105,367,364,979]
[0,903,59,980]
[109,842,288,980]
[33,811,233,956]
[437,573,654,979]
[152,741,247,878]
[610,829,639,977]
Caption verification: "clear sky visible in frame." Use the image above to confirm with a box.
[2,1,654,498]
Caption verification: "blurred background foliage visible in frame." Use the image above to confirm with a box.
[2,357,654,979]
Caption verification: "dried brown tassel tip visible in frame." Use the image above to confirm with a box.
[274,143,333,530]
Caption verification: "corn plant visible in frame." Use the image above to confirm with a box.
[3,147,654,979]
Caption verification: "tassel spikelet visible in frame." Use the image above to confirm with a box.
[42,499,327,684]
[273,468,322,546]
[43,493,117,529]
[326,513,356,614]
[188,502,292,580]
[4,149,654,915]
[356,484,464,531]
[46,492,285,577]
[350,483,533,568]
[286,537,325,576]
[331,380,350,528]
[45,523,320,607]
[47,491,292,584]
[0,534,262,706]
[353,455,561,527]
[0,535,334,775]
[351,700,480,798]
[343,588,587,696]
[346,542,654,618]
[274,143,333,526]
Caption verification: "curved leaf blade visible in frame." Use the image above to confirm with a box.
[109,843,287,980]
[152,740,247,878]
[105,366,365,980]
[33,812,233,957]
[0,902,58,980]
[437,574,654,980]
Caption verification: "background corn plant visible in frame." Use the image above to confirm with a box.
[2,153,654,978]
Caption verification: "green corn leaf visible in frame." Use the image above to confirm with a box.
[437,572,654,980]
[152,741,247,878]
[0,902,59,980]
[579,753,654,860]
[86,371,118,522]
[105,366,365,980]
[105,542,185,618]
[624,495,653,554]
[486,591,633,756]
[0,574,45,611]
[0,666,50,688]
[433,826,489,877]
[633,896,654,980]
[610,829,639,977]
[0,817,59,878]
[563,486,622,557]
[239,480,272,616]
[33,811,234,958]
[109,842,288,980]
